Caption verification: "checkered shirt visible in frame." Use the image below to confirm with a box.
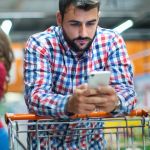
[24,26,137,149]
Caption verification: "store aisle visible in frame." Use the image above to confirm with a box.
[0,92,27,126]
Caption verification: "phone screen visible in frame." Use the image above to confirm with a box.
[88,71,110,88]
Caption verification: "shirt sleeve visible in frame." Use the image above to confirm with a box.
[107,32,137,115]
[24,36,70,118]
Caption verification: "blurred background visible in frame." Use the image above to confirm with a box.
[0,0,150,120]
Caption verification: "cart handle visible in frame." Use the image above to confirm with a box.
[71,109,148,119]
[5,109,148,124]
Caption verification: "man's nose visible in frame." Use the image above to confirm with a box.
[79,24,88,37]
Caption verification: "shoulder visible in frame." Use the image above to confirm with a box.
[26,26,61,50]
[31,26,60,40]
[96,26,123,41]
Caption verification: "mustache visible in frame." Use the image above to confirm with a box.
[73,36,91,41]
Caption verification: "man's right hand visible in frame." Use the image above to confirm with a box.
[66,84,97,114]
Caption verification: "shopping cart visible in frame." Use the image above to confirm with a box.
[5,109,150,150]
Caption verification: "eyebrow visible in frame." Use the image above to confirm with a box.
[68,19,97,23]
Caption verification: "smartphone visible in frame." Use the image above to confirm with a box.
[88,71,111,88]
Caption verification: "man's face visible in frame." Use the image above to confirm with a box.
[57,5,99,53]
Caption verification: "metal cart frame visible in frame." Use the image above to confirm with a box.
[5,109,150,150]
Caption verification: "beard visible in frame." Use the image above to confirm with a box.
[62,28,95,55]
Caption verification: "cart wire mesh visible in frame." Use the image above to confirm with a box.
[5,109,150,150]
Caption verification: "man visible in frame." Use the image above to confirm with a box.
[24,0,137,149]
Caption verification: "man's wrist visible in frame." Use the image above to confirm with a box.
[115,98,121,109]
[66,96,74,116]
[112,98,121,113]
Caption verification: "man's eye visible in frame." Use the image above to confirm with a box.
[70,23,80,26]
[86,22,95,26]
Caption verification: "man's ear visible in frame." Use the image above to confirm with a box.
[56,11,62,26]
[98,11,101,18]
[97,11,101,24]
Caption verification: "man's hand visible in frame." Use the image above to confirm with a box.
[67,84,119,114]
[67,84,96,114]
[93,85,119,112]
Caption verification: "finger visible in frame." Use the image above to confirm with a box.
[84,104,95,111]
[78,110,94,114]
[73,84,89,95]
[74,87,88,95]
[97,85,115,95]
[95,105,111,111]
[75,104,95,114]
[83,88,98,96]
[77,83,88,89]
[86,96,107,105]
[75,85,98,96]
[98,106,114,113]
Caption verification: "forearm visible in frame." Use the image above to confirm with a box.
[25,87,71,118]
[108,33,137,115]
[25,37,71,117]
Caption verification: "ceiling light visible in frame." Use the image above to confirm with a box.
[113,20,134,33]
[1,20,12,35]
[0,12,45,19]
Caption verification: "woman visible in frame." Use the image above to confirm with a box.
[0,28,14,150]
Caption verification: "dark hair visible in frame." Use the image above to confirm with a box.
[59,0,100,20]
[0,28,14,78]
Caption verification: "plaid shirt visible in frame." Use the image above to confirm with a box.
[24,26,136,149]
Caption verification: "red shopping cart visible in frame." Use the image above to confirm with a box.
[5,109,150,150]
